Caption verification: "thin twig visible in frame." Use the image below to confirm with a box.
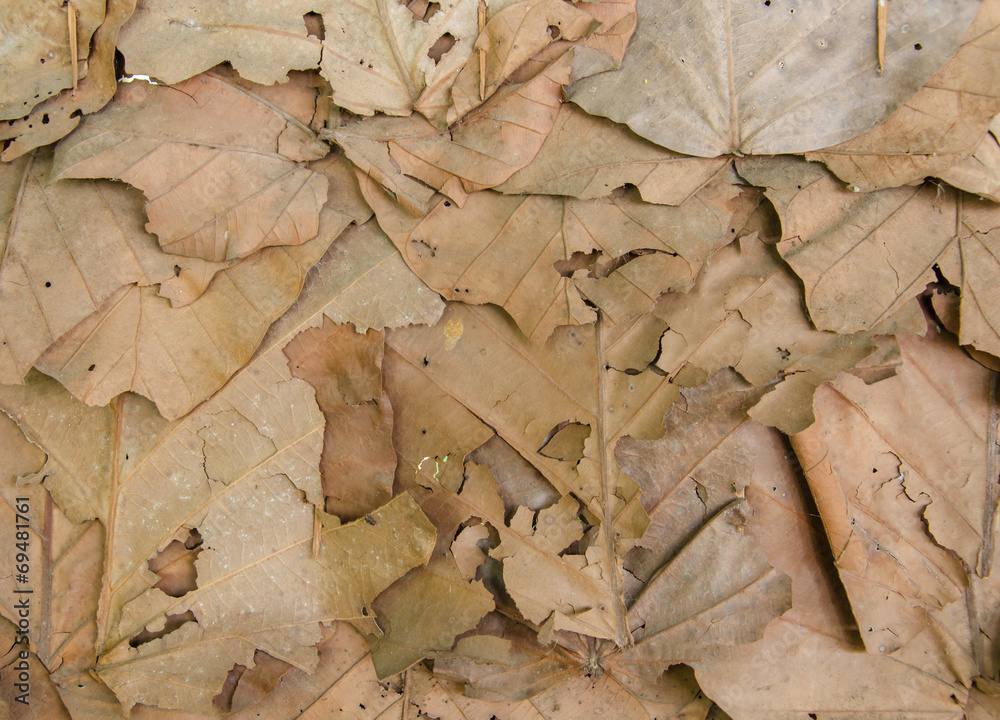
[68,1,79,92]
[478,0,487,101]
[877,0,887,75]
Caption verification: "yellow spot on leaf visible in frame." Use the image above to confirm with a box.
[443,317,463,350]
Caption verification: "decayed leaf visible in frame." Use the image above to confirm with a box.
[260,218,445,335]
[567,0,980,157]
[384,302,662,649]
[435,501,789,704]
[789,334,979,655]
[446,0,599,124]
[0,0,136,162]
[952,196,1000,360]
[693,403,972,718]
[284,319,397,520]
[52,70,330,262]
[319,0,477,122]
[650,232,903,434]
[226,622,405,719]
[333,51,574,215]
[807,0,1000,192]
[496,104,732,205]
[114,0,322,86]
[0,356,434,715]
[0,0,105,121]
[737,155,950,336]
[362,172,739,343]
[0,151,238,387]
[938,118,1000,202]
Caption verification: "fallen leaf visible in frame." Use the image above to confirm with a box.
[0,150,234,388]
[114,0,323,86]
[0,0,136,162]
[319,0,478,122]
[361,172,739,343]
[737,155,949,336]
[0,0,105,121]
[651,232,903,434]
[938,120,1000,202]
[446,0,599,124]
[807,0,1000,192]
[333,51,574,215]
[284,319,397,520]
[227,622,406,719]
[567,0,979,156]
[952,196,1000,360]
[496,104,732,205]
[436,501,789,703]
[790,336,975,654]
[52,70,330,262]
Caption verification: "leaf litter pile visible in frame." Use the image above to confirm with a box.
[2,0,1000,717]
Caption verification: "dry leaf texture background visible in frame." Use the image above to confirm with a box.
[1,0,999,718]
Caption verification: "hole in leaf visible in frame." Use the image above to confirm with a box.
[173,264,182,277]
[70,109,82,118]
[537,422,591,464]
[428,33,456,65]
[303,12,325,40]
[547,25,561,40]
[88,364,95,372]
[41,114,49,125]
[914,42,923,50]
[129,610,197,648]
[401,0,441,22]
[148,528,203,597]
[764,0,770,5]
[44,281,51,288]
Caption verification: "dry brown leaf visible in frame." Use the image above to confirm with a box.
[0,0,136,162]
[807,0,1000,192]
[446,0,599,124]
[362,172,739,344]
[384,302,663,650]
[333,51,574,215]
[284,319,397,520]
[435,501,789,703]
[226,622,406,719]
[567,0,979,157]
[938,118,1000,202]
[52,70,330,262]
[789,334,980,655]
[496,104,732,205]
[568,0,636,78]
[319,0,478,123]
[0,363,435,714]
[951,196,1000,360]
[114,0,323,86]
[0,150,237,389]
[0,0,105,121]
[737,155,949,336]
[693,409,972,718]
[650,232,903,434]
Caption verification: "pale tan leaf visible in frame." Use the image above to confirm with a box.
[496,104,732,205]
[737,155,951,336]
[0,0,136,162]
[52,71,330,262]
[0,0,105,121]
[227,622,405,719]
[114,0,322,86]
[790,358,973,655]
[651,233,900,434]
[447,0,599,124]
[955,198,1000,360]
[567,0,979,157]
[807,0,1000,192]
[0,151,231,388]
[319,0,478,122]
[333,52,574,214]
[938,125,1000,202]
[362,172,739,344]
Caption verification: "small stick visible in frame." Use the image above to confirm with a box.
[877,0,887,75]
[478,0,487,101]
[68,1,78,91]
